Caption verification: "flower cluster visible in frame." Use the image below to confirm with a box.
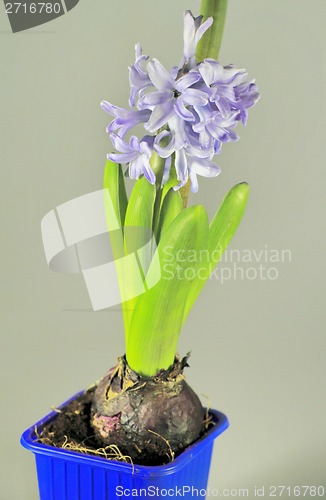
[102,11,260,192]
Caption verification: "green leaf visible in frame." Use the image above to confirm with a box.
[157,188,183,241]
[161,157,178,197]
[183,182,249,322]
[103,159,128,267]
[127,205,209,377]
[150,151,171,238]
[196,0,228,62]
[103,159,128,228]
[121,176,156,336]
[123,176,156,254]
[103,160,130,337]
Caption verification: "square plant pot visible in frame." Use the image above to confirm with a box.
[21,392,229,499]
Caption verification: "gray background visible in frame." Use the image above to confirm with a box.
[1,0,325,498]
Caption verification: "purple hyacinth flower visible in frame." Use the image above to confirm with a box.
[193,102,240,148]
[199,59,260,122]
[155,130,220,192]
[172,148,220,193]
[233,80,260,124]
[153,115,190,156]
[154,115,214,159]
[185,155,221,193]
[154,118,220,193]
[101,101,150,139]
[101,10,260,192]
[180,11,213,70]
[108,134,156,184]
[199,60,247,117]
[139,58,208,133]
[128,43,153,108]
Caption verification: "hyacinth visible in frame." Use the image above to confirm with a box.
[102,11,260,193]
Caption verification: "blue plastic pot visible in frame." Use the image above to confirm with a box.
[21,392,229,499]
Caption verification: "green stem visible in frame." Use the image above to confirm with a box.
[179,179,191,209]
[180,0,228,210]
[197,0,228,62]
[151,151,168,240]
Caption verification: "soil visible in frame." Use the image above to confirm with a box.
[37,387,213,466]
[37,390,99,456]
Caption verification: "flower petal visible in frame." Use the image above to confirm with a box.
[140,135,155,152]
[189,157,221,177]
[182,88,208,106]
[176,71,201,92]
[195,16,213,46]
[101,101,117,115]
[128,43,152,107]
[110,133,135,153]
[129,156,142,179]
[215,97,232,118]
[162,156,172,185]
[168,115,189,150]
[189,170,199,193]
[130,135,140,151]
[183,11,196,60]
[182,11,213,62]
[147,59,174,91]
[199,60,224,86]
[145,100,174,133]
[154,130,175,158]
[142,157,156,185]
[140,90,172,107]
[175,98,195,122]
[175,149,188,181]
[108,152,137,164]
